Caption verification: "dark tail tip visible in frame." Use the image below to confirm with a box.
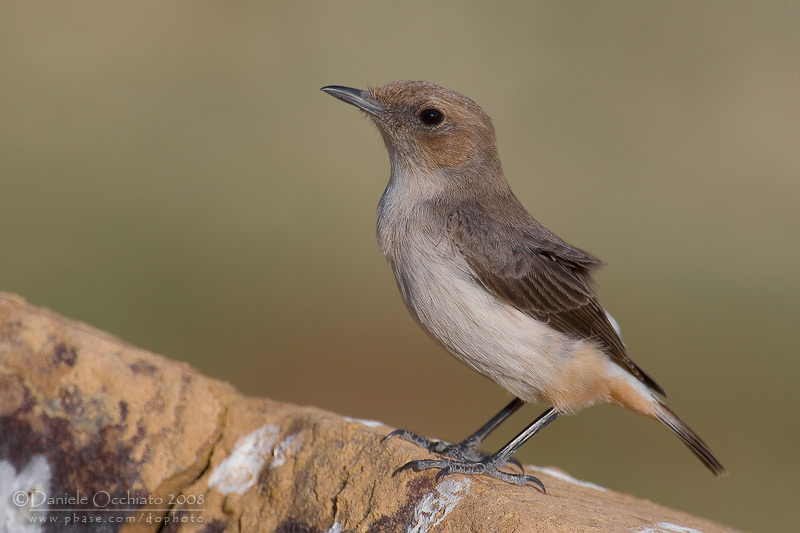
[656,404,727,477]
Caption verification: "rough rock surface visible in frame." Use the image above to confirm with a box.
[0,293,738,533]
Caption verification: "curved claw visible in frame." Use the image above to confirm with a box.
[397,460,421,474]
[383,429,440,451]
[382,429,407,443]
[507,456,524,473]
[525,475,546,494]
[396,459,442,475]
[434,463,465,481]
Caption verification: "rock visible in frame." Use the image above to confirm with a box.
[0,293,737,532]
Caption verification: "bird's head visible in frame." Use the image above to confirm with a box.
[322,81,502,183]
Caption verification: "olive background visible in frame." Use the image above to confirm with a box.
[2,2,798,531]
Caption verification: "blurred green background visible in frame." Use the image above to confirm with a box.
[2,2,797,531]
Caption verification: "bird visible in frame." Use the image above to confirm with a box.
[321,80,726,490]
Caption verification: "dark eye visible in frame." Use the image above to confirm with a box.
[419,108,444,126]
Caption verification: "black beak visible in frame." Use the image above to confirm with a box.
[321,85,387,116]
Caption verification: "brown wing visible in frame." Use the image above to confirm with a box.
[447,205,665,396]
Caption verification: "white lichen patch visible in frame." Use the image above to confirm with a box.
[271,432,304,469]
[407,478,472,533]
[635,522,704,533]
[0,455,52,533]
[527,465,607,492]
[208,424,280,495]
[322,522,343,533]
[343,416,385,428]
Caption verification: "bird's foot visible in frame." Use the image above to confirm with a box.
[397,457,545,493]
[384,429,524,472]
[384,429,480,461]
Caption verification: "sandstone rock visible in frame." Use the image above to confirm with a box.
[0,293,737,532]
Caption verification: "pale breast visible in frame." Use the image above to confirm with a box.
[377,192,584,403]
[371,169,657,413]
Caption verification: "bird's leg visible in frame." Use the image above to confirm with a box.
[445,397,526,453]
[398,407,560,492]
[384,398,524,465]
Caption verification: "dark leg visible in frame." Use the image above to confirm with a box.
[450,397,525,451]
[399,407,560,492]
[384,397,524,463]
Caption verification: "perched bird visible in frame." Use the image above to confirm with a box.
[321,81,725,489]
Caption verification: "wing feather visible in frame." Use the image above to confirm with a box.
[447,205,665,395]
